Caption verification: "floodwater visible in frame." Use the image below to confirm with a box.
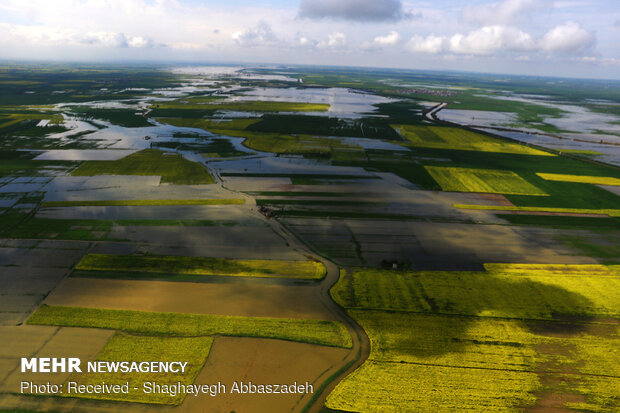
[34,149,138,161]
[437,109,517,126]
[435,93,620,165]
[5,63,619,213]
[476,127,620,167]
[234,87,393,118]
[488,94,620,137]
[214,155,373,176]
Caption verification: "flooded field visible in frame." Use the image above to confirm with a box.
[1,64,619,413]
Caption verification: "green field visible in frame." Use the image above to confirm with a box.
[71,149,214,184]
[394,125,553,156]
[42,199,244,207]
[426,166,548,196]
[66,333,213,404]
[75,253,326,280]
[454,204,620,217]
[28,305,352,348]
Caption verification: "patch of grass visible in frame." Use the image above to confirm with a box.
[42,199,244,207]
[76,253,326,280]
[454,204,620,217]
[66,333,213,405]
[71,149,214,185]
[394,125,552,156]
[426,166,548,196]
[537,173,620,186]
[28,306,352,348]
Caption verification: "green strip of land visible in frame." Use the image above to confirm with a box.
[42,199,244,207]
[28,305,351,348]
[454,204,620,217]
[76,253,326,280]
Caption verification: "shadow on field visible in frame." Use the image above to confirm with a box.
[376,275,596,360]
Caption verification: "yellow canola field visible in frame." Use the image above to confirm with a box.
[393,124,553,156]
[326,361,540,413]
[537,173,620,186]
[327,266,620,412]
[425,166,548,196]
[453,204,620,217]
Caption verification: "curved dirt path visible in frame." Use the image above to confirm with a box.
[212,164,371,412]
[259,218,371,413]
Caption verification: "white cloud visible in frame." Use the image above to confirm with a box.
[232,21,276,47]
[579,56,620,66]
[462,0,551,26]
[539,21,594,53]
[0,0,615,78]
[296,35,319,49]
[127,36,154,48]
[373,31,401,46]
[318,32,347,49]
[75,32,129,48]
[298,0,411,22]
[406,35,445,54]
[408,22,594,57]
[0,24,158,49]
[449,26,535,55]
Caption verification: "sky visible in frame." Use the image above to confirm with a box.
[0,0,619,79]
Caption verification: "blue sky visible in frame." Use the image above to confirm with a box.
[0,0,618,79]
